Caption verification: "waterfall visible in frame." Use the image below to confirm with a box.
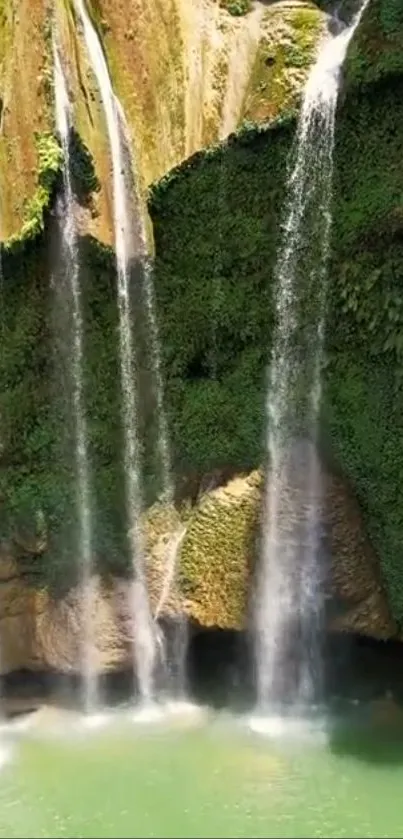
[255,1,370,712]
[53,40,98,714]
[116,85,188,702]
[154,524,188,697]
[73,0,155,702]
[72,0,184,703]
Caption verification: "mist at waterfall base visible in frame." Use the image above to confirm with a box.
[3,633,403,838]
[253,0,371,722]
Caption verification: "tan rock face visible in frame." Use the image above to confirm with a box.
[34,578,133,673]
[0,0,325,244]
[0,462,395,675]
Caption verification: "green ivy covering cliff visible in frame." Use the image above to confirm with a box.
[149,119,293,474]
[148,0,403,624]
[325,0,403,620]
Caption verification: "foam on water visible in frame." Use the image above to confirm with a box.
[80,711,111,731]
[131,702,166,724]
[0,743,12,771]
[131,699,207,728]
[248,708,327,744]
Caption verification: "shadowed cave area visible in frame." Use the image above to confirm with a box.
[4,627,403,718]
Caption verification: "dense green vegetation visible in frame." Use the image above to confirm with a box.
[218,0,251,16]
[4,133,63,247]
[1,234,125,590]
[148,0,403,623]
[0,231,176,592]
[324,0,403,619]
[149,119,292,473]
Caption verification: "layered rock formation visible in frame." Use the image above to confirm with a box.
[0,462,396,674]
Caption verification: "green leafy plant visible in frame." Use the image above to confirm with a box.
[5,132,62,247]
[219,0,251,16]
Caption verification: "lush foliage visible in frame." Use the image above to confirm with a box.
[5,133,63,247]
[0,228,177,591]
[0,235,127,591]
[345,0,403,87]
[323,0,403,619]
[149,120,293,475]
[147,9,403,624]
[219,0,251,16]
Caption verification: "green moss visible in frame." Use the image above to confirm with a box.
[180,474,260,628]
[219,0,251,15]
[243,6,323,122]
[4,133,63,248]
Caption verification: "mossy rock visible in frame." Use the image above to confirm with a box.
[243,4,324,123]
[180,471,261,627]
[177,469,394,639]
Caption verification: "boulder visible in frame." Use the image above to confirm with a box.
[180,466,396,638]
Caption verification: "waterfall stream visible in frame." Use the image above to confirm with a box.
[73,0,185,702]
[73,0,156,702]
[255,0,370,713]
[53,40,98,714]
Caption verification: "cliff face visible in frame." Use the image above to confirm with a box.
[0,463,395,677]
[0,0,324,242]
[91,0,323,189]
[1,0,403,660]
[0,0,51,239]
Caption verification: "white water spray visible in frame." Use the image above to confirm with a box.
[53,40,98,715]
[141,260,188,697]
[255,1,370,711]
[73,0,156,702]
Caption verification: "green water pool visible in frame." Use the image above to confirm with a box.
[1,702,403,838]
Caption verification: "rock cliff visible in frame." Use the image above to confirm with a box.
[0,461,396,675]
[1,0,403,675]
[0,0,324,242]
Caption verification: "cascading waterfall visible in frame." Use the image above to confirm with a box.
[73,0,184,703]
[255,0,370,713]
[53,39,98,715]
[116,72,188,702]
[154,523,188,697]
[73,0,155,703]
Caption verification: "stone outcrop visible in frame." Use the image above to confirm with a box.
[0,461,396,675]
[179,465,396,638]
[0,0,324,242]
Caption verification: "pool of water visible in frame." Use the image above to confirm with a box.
[1,699,403,838]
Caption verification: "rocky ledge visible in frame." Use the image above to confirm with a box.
[0,458,396,675]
